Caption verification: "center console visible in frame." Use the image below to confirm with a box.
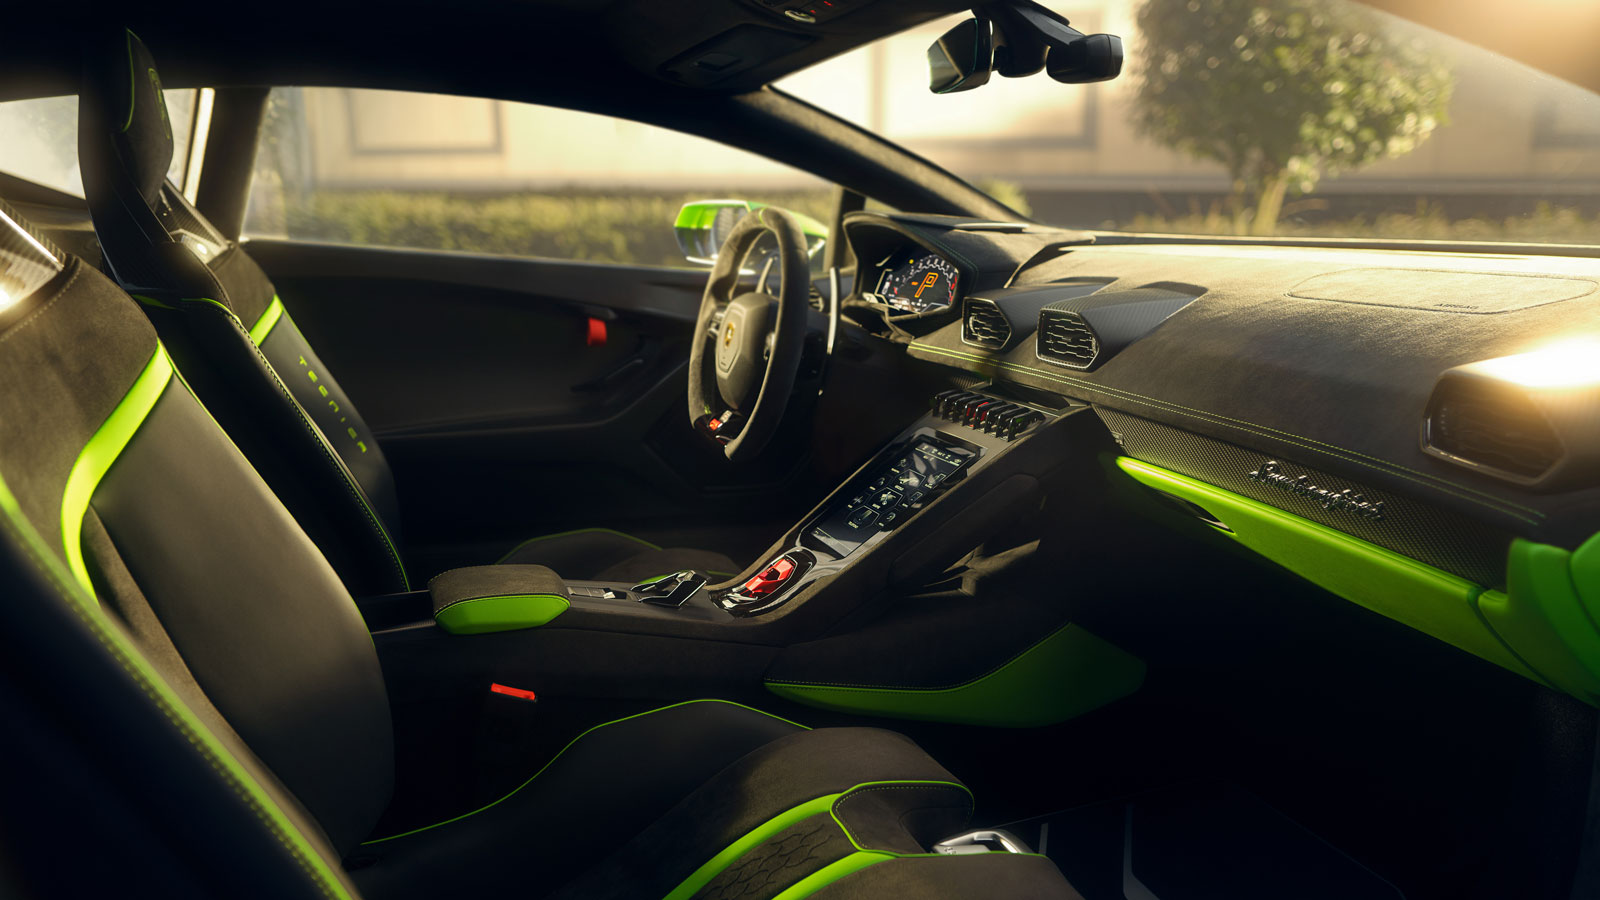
[365,382,1084,644]
[710,385,1063,617]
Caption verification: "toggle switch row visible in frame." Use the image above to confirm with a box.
[931,390,1044,441]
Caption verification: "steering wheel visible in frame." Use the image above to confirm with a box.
[687,207,812,461]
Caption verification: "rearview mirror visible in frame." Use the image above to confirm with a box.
[1047,32,1123,84]
[674,200,828,267]
[928,2,1122,91]
[927,18,994,94]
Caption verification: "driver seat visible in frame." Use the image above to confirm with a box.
[0,197,1078,898]
[77,29,739,596]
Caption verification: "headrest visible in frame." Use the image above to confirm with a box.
[81,29,174,205]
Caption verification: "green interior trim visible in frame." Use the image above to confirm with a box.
[495,527,663,564]
[662,779,969,900]
[61,344,174,598]
[0,472,355,899]
[770,851,892,900]
[248,295,286,345]
[362,700,809,845]
[766,623,1145,727]
[1116,457,1546,684]
[1478,535,1600,704]
[130,293,175,310]
[662,795,838,900]
[433,593,570,635]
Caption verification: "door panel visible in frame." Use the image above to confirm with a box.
[245,239,820,571]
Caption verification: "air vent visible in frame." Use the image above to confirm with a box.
[1425,378,1563,481]
[1035,286,1200,372]
[1037,309,1099,368]
[962,298,1012,349]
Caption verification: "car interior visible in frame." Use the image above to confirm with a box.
[1,2,1597,899]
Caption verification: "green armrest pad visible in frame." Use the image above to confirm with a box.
[429,565,570,635]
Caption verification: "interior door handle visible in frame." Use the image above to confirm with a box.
[571,337,659,393]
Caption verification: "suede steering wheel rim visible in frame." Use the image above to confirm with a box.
[686,208,811,462]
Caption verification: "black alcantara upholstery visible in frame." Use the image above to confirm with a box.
[0,199,1077,897]
[77,28,738,594]
[497,527,741,581]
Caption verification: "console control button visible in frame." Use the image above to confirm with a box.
[741,556,797,597]
[931,389,1044,441]
[807,437,977,557]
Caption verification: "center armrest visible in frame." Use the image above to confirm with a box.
[430,565,570,634]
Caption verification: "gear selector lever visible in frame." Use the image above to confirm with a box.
[628,570,707,608]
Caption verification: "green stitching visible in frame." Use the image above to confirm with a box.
[0,474,353,899]
[908,341,1544,522]
[361,700,809,844]
[829,782,973,852]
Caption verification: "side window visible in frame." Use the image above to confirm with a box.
[243,88,832,268]
[0,92,201,199]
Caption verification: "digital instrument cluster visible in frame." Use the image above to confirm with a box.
[873,246,961,314]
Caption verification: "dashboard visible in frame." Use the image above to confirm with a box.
[838,209,1600,704]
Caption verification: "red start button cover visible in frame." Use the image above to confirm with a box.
[742,557,797,596]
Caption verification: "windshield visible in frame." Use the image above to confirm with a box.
[779,0,1600,245]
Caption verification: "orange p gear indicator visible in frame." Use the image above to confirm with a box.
[913,272,940,299]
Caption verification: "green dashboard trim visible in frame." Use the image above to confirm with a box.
[248,295,286,345]
[433,593,570,635]
[1116,457,1544,682]
[61,344,174,598]
[1478,535,1600,704]
[765,624,1146,727]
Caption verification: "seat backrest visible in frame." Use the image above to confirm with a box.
[78,28,408,596]
[0,472,364,900]
[0,198,393,855]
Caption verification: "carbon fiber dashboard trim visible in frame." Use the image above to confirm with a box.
[1099,408,1511,588]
